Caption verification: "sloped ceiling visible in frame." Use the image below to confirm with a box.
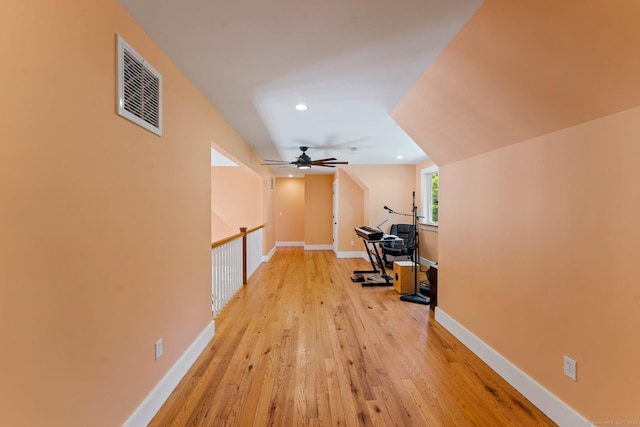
[118,0,483,176]
[392,0,640,166]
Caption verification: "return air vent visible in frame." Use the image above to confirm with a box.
[116,35,162,136]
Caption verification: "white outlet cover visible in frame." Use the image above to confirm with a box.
[563,355,577,381]
[155,338,163,360]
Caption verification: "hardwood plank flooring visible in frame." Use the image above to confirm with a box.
[150,248,555,426]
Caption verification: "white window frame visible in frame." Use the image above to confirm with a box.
[421,165,439,227]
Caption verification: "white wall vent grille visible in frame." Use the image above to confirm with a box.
[116,35,162,136]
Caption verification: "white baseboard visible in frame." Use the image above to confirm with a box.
[383,256,436,268]
[434,309,590,427]
[335,251,366,259]
[304,244,333,250]
[419,256,437,268]
[123,321,216,427]
[276,241,304,247]
[263,245,276,262]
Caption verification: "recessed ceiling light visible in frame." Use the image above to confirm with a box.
[295,104,308,111]
[396,155,404,159]
[288,174,293,178]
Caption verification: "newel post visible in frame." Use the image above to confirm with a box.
[240,227,248,284]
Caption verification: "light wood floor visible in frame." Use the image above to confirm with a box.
[150,248,555,426]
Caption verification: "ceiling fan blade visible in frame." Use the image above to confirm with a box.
[314,161,348,165]
[315,164,336,167]
[311,157,337,162]
[261,161,293,166]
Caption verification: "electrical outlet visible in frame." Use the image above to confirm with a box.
[155,338,163,360]
[351,240,354,246]
[564,355,577,381]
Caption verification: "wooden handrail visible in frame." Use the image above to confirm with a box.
[211,224,266,284]
[210,224,266,249]
[246,224,265,234]
[211,232,243,249]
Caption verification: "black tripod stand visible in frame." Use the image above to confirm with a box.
[385,192,430,305]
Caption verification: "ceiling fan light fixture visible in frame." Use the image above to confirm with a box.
[396,155,404,159]
[295,103,308,111]
[261,146,347,169]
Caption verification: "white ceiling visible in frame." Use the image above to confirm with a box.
[119,0,483,175]
[211,148,238,167]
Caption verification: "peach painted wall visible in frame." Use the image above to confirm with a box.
[304,175,333,246]
[336,170,365,252]
[344,165,416,235]
[263,177,276,255]
[421,230,438,264]
[209,134,275,254]
[415,159,439,263]
[0,0,264,425]
[439,107,640,421]
[210,144,275,254]
[274,178,305,243]
[211,165,263,243]
[392,0,640,166]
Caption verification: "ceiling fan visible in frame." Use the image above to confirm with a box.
[261,146,348,169]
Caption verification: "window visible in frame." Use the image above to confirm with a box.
[421,166,439,226]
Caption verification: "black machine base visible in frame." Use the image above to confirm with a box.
[362,275,393,286]
[351,273,365,282]
[400,293,430,305]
